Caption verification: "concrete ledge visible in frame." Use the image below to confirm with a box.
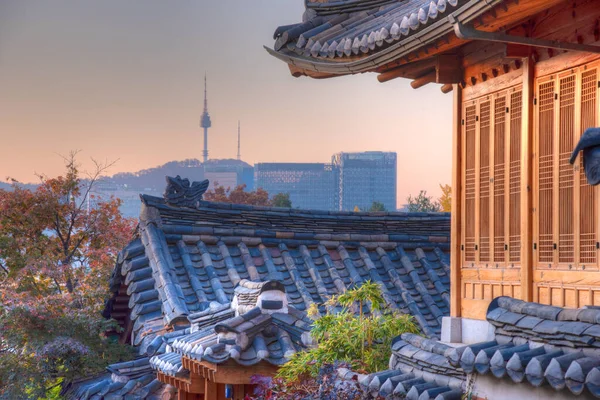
[441,317,462,343]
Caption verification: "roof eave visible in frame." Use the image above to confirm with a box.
[266,0,506,77]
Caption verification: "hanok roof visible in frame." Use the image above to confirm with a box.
[104,192,451,343]
[150,279,313,374]
[354,296,600,399]
[451,297,600,397]
[266,0,493,77]
[61,357,174,400]
[337,332,465,399]
[68,178,451,398]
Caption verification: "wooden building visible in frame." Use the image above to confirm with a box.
[268,1,600,398]
[267,0,600,321]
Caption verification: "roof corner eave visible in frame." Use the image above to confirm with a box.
[266,0,507,77]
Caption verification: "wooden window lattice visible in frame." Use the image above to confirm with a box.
[494,96,506,263]
[538,81,555,265]
[580,69,598,265]
[480,101,491,263]
[465,105,477,262]
[558,75,576,264]
[509,91,522,263]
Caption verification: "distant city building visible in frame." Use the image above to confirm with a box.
[332,152,397,211]
[91,152,396,218]
[90,159,253,219]
[255,163,336,210]
[203,159,254,191]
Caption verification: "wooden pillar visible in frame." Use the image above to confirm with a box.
[451,83,463,317]
[205,379,217,400]
[234,384,244,400]
[217,383,226,400]
[521,55,535,302]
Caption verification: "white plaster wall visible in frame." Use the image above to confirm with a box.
[471,375,596,400]
[461,318,495,344]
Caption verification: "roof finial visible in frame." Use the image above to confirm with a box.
[237,120,241,161]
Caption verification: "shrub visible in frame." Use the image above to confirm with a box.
[272,281,419,393]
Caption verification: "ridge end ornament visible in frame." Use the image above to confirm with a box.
[163,175,209,208]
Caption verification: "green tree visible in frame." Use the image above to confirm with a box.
[276,281,419,383]
[272,192,292,208]
[0,153,136,398]
[369,201,386,212]
[439,184,451,212]
[406,190,442,212]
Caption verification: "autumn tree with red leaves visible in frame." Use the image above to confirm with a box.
[204,182,272,206]
[0,153,136,398]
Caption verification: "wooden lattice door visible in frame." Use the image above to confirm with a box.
[579,68,598,268]
[463,103,478,267]
[508,90,523,266]
[534,65,600,271]
[462,89,522,270]
[493,93,507,267]
[536,77,556,267]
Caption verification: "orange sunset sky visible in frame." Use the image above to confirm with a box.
[0,1,452,206]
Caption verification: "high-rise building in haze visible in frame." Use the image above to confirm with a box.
[332,152,397,211]
[204,159,254,191]
[200,74,212,162]
[255,163,336,210]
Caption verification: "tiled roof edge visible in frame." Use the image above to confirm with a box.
[266,0,505,75]
[141,193,450,219]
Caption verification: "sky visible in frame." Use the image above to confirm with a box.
[0,1,452,206]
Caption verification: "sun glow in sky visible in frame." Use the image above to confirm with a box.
[0,1,452,206]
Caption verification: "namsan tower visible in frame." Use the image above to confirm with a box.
[200,74,212,163]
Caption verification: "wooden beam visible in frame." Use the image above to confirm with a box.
[451,83,463,317]
[411,70,436,89]
[441,84,454,94]
[504,44,532,59]
[377,58,437,82]
[436,54,462,83]
[463,67,523,101]
[520,55,534,302]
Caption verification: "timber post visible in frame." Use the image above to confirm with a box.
[521,55,535,302]
[451,83,463,317]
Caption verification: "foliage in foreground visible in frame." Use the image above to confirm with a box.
[251,362,381,400]
[254,282,419,398]
[0,153,136,399]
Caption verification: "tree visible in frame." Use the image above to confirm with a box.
[439,184,451,212]
[203,183,271,206]
[406,190,442,212]
[0,153,136,398]
[275,282,418,386]
[369,201,386,212]
[272,193,292,208]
